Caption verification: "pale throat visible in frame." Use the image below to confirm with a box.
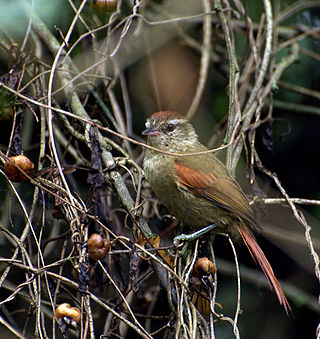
[148,132,199,153]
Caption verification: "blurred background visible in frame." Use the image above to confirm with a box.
[0,0,319,338]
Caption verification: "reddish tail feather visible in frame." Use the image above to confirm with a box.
[237,226,291,315]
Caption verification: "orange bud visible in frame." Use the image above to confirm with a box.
[4,155,34,182]
[87,234,110,261]
[193,257,217,278]
[55,303,81,322]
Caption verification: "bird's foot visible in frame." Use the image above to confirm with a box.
[173,223,217,249]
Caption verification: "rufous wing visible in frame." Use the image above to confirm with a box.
[173,158,256,227]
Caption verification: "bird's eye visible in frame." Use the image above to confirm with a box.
[166,123,176,132]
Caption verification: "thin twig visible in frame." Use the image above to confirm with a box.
[186,0,212,120]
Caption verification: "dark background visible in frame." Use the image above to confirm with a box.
[0,1,319,338]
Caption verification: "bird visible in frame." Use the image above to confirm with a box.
[142,110,291,314]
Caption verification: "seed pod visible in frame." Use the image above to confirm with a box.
[193,257,217,278]
[4,155,34,182]
[55,303,81,323]
[87,233,110,261]
[90,0,117,12]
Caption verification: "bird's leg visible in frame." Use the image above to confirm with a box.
[173,223,217,248]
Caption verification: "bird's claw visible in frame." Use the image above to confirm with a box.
[173,234,189,248]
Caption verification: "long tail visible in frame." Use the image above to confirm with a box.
[237,226,291,315]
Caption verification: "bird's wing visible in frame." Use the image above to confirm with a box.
[173,158,256,226]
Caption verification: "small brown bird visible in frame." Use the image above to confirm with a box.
[142,110,291,314]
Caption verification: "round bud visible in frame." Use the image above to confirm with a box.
[55,303,81,323]
[4,155,34,182]
[87,234,110,261]
[193,257,217,278]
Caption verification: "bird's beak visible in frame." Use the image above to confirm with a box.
[142,128,162,136]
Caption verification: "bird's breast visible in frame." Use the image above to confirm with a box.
[143,152,232,229]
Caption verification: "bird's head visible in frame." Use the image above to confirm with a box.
[142,111,198,152]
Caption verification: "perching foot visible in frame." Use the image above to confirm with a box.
[173,223,218,248]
